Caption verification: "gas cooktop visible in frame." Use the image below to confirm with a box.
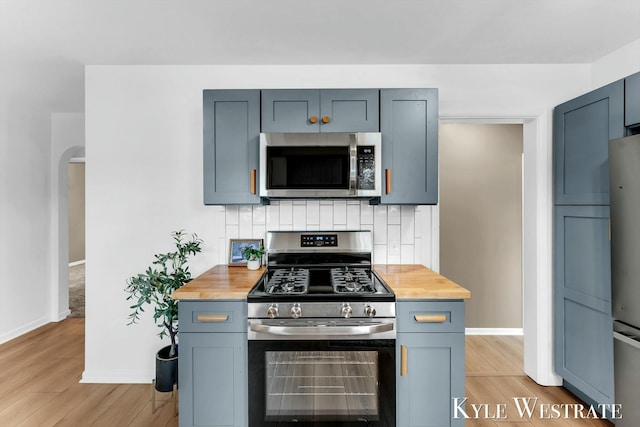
[247,231,394,303]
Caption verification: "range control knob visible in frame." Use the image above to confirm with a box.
[341,303,353,318]
[364,304,376,318]
[266,304,279,319]
[290,303,302,319]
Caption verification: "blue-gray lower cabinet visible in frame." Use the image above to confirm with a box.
[261,89,379,133]
[553,205,614,407]
[179,301,247,427]
[203,89,261,205]
[380,89,439,205]
[626,71,640,128]
[553,80,624,205]
[396,300,465,427]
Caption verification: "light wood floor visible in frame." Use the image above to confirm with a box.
[466,335,613,426]
[0,320,613,426]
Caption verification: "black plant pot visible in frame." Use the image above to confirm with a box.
[155,345,178,392]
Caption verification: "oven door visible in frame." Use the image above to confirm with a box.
[249,339,395,427]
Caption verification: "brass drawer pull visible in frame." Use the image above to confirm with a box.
[385,169,391,194]
[250,169,257,194]
[401,345,408,376]
[196,314,229,323]
[414,314,447,323]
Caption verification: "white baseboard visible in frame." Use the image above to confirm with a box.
[0,316,50,345]
[465,328,524,335]
[57,309,71,321]
[80,370,152,384]
[69,259,86,267]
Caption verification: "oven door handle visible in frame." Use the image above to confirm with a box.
[249,322,394,336]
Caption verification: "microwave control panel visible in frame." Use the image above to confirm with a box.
[357,146,376,190]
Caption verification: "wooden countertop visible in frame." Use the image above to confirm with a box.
[172,265,265,300]
[374,264,471,300]
[173,264,470,301]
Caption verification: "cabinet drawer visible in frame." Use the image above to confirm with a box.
[396,301,464,333]
[179,301,246,333]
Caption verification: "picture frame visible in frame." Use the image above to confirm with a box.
[228,239,263,266]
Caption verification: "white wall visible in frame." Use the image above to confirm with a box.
[0,61,83,343]
[591,38,640,88]
[83,64,591,384]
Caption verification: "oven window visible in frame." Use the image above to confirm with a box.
[267,146,349,189]
[265,350,379,422]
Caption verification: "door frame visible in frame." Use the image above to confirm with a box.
[439,116,561,386]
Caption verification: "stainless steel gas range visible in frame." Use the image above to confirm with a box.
[247,230,396,427]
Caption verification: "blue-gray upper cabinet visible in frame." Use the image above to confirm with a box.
[380,89,439,205]
[203,90,261,205]
[261,89,379,133]
[553,81,624,205]
[625,71,640,128]
[553,205,614,407]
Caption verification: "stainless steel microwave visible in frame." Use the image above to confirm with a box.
[259,132,381,198]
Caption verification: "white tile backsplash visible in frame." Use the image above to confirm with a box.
[373,205,388,244]
[333,200,347,225]
[279,200,293,225]
[252,206,266,225]
[388,205,401,224]
[222,201,435,267]
[292,204,306,229]
[346,203,360,230]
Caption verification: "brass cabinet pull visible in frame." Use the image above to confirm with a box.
[414,314,447,323]
[401,345,408,376]
[196,314,229,323]
[321,116,330,124]
[385,169,391,194]
[250,169,257,194]
[309,116,318,124]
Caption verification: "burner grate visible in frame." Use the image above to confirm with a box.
[330,267,375,294]
[266,268,309,294]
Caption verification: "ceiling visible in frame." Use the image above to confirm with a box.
[2,0,640,66]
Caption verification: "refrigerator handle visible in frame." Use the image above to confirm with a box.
[613,331,640,350]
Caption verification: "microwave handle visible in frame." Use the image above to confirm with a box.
[349,137,358,195]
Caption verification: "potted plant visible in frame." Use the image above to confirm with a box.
[243,244,264,270]
[125,230,203,392]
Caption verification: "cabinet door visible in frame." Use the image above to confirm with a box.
[397,332,465,427]
[319,89,379,132]
[625,71,640,128]
[261,89,320,133]
[553,205,614,406]
[179,332,247,427]
[203,90,261,205]
[553,81,624,205]
[380,89,439,204]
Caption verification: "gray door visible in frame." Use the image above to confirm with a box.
[380,89,439,205]
[203,90,261,205]
[397,332,464,427]
[319,89,379,132]
[553,205,614,406]
[553,80,624,205]
[261,89,320,133]
[261,89,379,133]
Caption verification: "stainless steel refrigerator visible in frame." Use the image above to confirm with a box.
[610,134,640,426]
